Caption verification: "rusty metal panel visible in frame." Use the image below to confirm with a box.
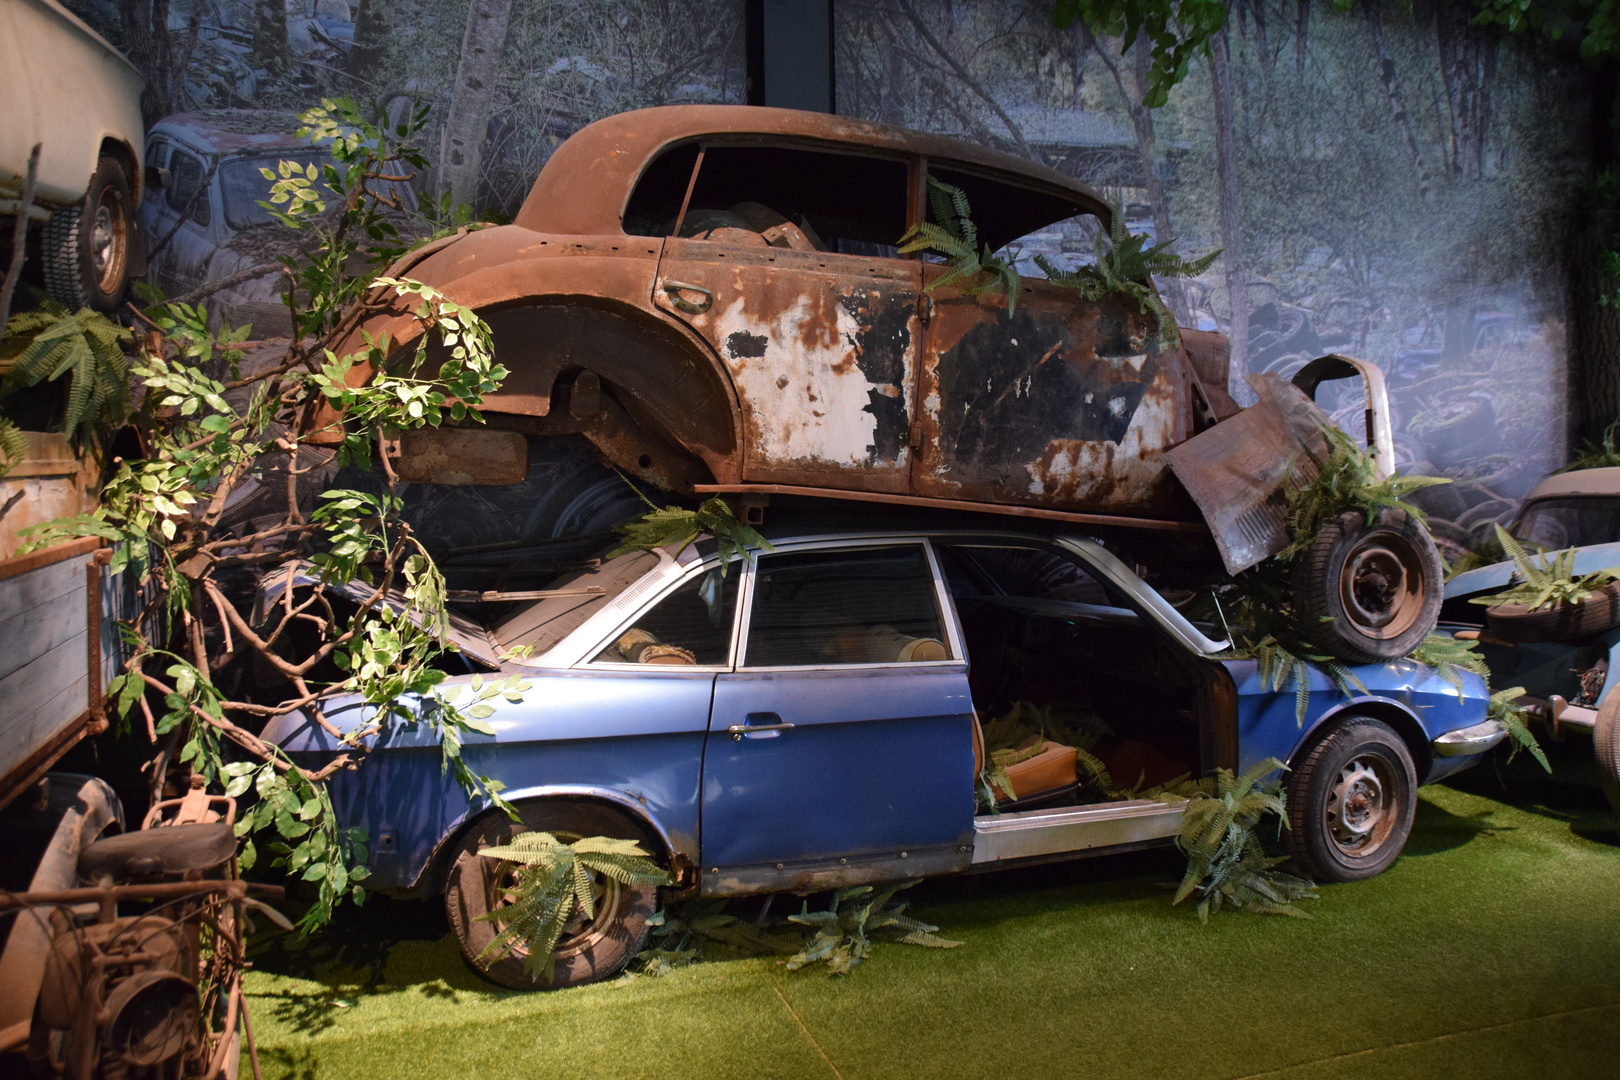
[655,238,922,492]
[388,428,529,485]
[913,276,1192,517]
[1164,374,1331,575]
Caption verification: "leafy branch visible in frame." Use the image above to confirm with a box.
[608,493,773,573]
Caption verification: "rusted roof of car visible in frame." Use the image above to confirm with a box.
[513,105,1114,237]
[151,111,310,155]
[1522,466,1620,501]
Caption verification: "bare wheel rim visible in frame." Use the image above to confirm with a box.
[1325,754,1399,857]
[1339,532,1424,638]
[90,189,127,292]
[481,832,624,963]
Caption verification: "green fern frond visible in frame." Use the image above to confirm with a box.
[1488,687,1551,773]
[898,177,1020,315]
[1471,524,1620,612]
[2,299,132,447]
[1172,757,1314,921]
[607,495,774,574]
[0,415,26,479]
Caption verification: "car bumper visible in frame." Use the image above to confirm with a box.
[1433,720,1508,757]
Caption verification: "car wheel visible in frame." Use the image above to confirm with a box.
[42,155,134,313]
[444,801,660,990]
[1292,509,1442,664]
[1485,581,1620,644]
[1284,717,1418,882]
[1595,692,1620,816]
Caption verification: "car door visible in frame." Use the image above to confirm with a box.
[151,145,219,298]
[910,165,1194,520]
[700,539,975,896]
[651,142,923,494]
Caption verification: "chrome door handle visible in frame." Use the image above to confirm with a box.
[729,722,797,738]
[661,279,713,314]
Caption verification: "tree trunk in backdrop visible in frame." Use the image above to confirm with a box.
[348,0,389,83]
[1363,0,1434,203]
[122,0,174,128]
[441,0,517,212]
[1433,0,1493,182]
[1209,27,1249,396]
[1127,38,1184,322]
[253,0,290,78]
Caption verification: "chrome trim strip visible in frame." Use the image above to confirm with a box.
[970,799,1186,865]
[1432,720,1509,757]
[701,844,969,897]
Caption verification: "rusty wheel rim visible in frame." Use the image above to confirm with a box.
[482,832,623,963]
[1325,755,1398,857]
[1339,533,1424,639]
[89,189,128,294]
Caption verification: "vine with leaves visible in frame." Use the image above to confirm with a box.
[20,97,519,934]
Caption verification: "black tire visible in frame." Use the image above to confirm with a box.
[1595,692,1620,817]
[42,155,133,313]
[444,801,659,990]
[1485,581,1620,644]
[1284,717,1418,882]
[1293,509,1442,664]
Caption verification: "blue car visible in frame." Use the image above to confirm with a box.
[269,528,1500,987]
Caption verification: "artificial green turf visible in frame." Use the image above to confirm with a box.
[242,772,1620,1080]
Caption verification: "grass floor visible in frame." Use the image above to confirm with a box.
[242,763,1620,1080]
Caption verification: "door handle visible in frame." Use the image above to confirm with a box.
[728,712,795,741]
[661,279,713,314]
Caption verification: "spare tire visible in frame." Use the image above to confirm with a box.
[1293,508,1442,664]
[1485,582,1620,643]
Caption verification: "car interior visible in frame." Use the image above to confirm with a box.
[935,542,1211,813]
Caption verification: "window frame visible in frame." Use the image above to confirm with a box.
[732,537,963,672]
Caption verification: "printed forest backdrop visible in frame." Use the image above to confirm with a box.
[70,0,1606,555]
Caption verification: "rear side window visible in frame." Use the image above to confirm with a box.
[1513,497,1620,550]
[743,545,948,667]
[625,142,909,253]
[927,166,1102,275]
[166,150,211,227]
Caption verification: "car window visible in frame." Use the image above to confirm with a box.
[742,545,949,667]
[166,150,211,227]
[591,566,740,666]
[1513,497,1620,550]
[221,153,327,231]
[926,165,1103,272]
[625,142,909,254]
[943,545,1114,606]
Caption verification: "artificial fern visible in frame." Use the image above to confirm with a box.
[629,898,801,977]
[1172,757,1317,923]
[1558,416,1620,472]
[1278,421,1450,563]
[474,832,671,984]
[1,299,132,447]
[898,178,1021,314]
[1222,633,1367,728]
[1408,633,1490,698]
[1470,523,1620,613]
[607,493,773,574]
[1487,687,1551,772]
[1035,211,1217,344]
[786,880,960,975]
[0,415,26,478]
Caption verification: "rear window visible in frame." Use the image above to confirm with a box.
[1512,497,1620,550]
[624,142,909,252]
[926,166,1102,265]
[492,549,662,658]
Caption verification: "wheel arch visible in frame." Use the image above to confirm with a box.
[97,135,141,203]
[414,786,686,897]
[1291,697,1434,782]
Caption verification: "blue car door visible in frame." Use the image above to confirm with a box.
[701,541,976,895]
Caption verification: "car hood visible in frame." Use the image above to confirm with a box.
[1443,541,1620,601]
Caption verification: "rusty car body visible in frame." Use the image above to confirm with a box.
[319,105,1366,551]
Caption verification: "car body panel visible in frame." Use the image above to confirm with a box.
[268,528,1490,899]
[1444,540,1620,599]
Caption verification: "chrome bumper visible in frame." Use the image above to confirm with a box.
[1433,720,1509,758]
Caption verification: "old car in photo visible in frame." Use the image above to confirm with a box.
[1442,466,1620,810]
[328,104,1437,668]
[269,525,1499,988]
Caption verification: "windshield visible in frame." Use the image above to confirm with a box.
[220,153,329,230]
[1512,496,1620,550]
[491,549,662,659]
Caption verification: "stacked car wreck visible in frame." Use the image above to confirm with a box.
[266,105,1502,988]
